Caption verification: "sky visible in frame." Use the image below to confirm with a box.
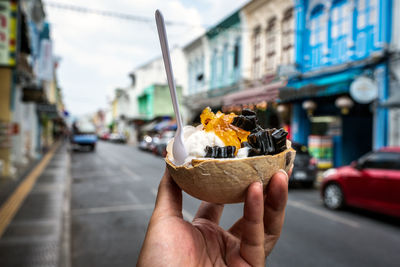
[43,0,249,116]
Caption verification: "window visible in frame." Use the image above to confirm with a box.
[211,49,218,88]
[253,26,261,79]
[222,43,228,82]
[309,5,327,67]
[357,0,378,29]
[281,7,294,65]
[361,152,400,170]
[331,1,351,63]
[233,41,240,68]
[266,17,277,71]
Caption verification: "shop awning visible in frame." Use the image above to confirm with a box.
[280,69,362,102]
[36,103,59,118]
[223,80,286,106]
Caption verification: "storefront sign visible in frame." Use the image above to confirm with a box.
[308,135,333,169]
[37,39,53,81]
[350,77,378,104]
[0,0,17,67]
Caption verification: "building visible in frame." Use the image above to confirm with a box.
[183,35,210,116]
[386,0,400,146]
[107,47,186,142]
[0,0,65,178]
[281,0,393,168]
[222,0,295,130]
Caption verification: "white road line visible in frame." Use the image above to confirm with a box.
[121,166,142,181]
[287,200,360,228]
[150,188,194,221]
[71,203,154,216]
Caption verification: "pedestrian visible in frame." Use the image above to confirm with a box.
[137,167,292,266]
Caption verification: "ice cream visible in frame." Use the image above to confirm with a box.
[165,107,296,203]
[167,125,250,165]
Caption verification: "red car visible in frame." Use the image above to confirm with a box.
[321,147,400,218]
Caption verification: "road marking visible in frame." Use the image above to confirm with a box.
[121,166,142,181]
[0,142,60,238]
[150,188,194,221]
[71,203,155,216]
[287,200,360,228]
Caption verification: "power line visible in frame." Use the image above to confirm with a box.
[44,1,202,28]
[43,1,297,35]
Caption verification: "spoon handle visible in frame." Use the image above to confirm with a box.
[155,10,183,132]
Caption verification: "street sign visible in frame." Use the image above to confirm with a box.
[0,0,17,67]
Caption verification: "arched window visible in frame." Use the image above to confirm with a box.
[281,7,294,65]
[309,4,327,68]
[331,0,351,63]
[356,0,378,57]
[265,17,277,71]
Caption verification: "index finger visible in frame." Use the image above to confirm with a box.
[263,170,289,254]
[152,168,183,219]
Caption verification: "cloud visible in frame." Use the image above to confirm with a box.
[44,0,248,116]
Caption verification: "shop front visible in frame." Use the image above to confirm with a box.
[281,64,389,168]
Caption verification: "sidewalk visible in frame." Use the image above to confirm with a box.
[0,143,71,267]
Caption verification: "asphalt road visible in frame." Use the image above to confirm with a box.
[70,141,400,267]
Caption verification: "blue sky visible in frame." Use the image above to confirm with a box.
[44,0,248,116]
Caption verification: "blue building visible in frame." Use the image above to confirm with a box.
[280,0,392,167]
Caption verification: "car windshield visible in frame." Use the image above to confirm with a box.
[76,121,96,134]
[360,151,400,170]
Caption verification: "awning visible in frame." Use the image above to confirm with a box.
[223,80,286,106]
[380,90,400,108]
[36,104,59,118]
[280,69,362,102]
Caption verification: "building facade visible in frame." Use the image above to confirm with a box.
[387,0,400,146]
[282,0,392,168]
[221,0,295,130]
[0,0,66,178]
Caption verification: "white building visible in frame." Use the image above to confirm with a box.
[241,0,295,81]
[125,47,187,121]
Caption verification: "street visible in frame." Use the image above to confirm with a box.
[71,141,400,267]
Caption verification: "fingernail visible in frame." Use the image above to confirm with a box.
[278,169,289,182]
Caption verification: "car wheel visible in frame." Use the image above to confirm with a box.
[323,183,344,210]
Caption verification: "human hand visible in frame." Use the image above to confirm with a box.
[137,167,292,267]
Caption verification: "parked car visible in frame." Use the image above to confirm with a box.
[321,147,400,218]
[71,121,97,151]
[290,142,318,188]
[139,135,153,151]
[109,133,127,143]
[99,132,110,141]
[155,131,175,157]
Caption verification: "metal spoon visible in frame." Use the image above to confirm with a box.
[155,10,188,165]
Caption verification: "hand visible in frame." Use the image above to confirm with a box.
[137,167,292,267]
